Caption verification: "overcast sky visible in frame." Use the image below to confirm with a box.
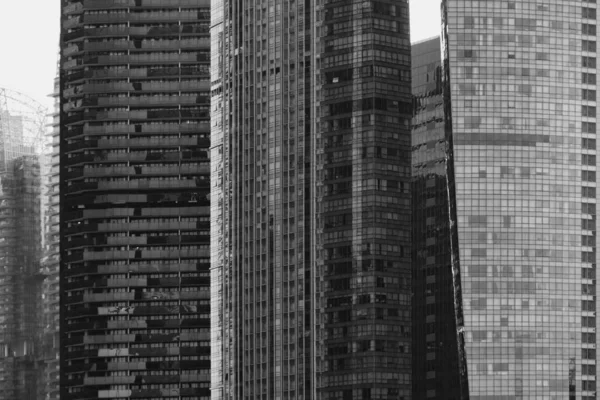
[0,0,440,112]
[0,1,60,111]
[411,0,442,43]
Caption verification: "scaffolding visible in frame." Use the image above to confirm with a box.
[0,88,46,400]
[0,88,47,169]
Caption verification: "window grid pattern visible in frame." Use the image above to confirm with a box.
[443,0,598,398]
[315,0,413,399]
[411,37,463,400]
[210,0,313,399]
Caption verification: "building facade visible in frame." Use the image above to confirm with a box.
[427,0,600,398]
[40,69,62,400]
[210,0,412,399]
[411,37,464,400]
[0,156,44,400]
[59,1,211,399]
[0,89,47,400]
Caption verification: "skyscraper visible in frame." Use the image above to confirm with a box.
[210,1,412,399]
[40,67,62,400]
[0,89,47,400]
[59,2,211,399]
[411,36,464,400]
[412,1,599,398]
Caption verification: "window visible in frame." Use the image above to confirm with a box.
[583,40,597,52]
[582,219,596,230]
[582,154,597,166]
[583,72,597,85]
[582,170,596,182]
[583,138,596,150]
[582,202,596,215]
[583,122,596,134]
[582,56,597,68]
[583,186,596,198]
[582,23,597,36]
[583,7,597,20]
[582,89,597,101]
[582,105,597,117]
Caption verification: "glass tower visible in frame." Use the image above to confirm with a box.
[412,36,464,400]
[316,1,413,399]
[210,0,315,398]
[59,1,211,399]
[211,0,413,399]
[433,0,600,398]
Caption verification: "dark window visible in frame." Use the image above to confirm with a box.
[582,236,596,246]
[583,122,597,134]
[583,7,597,20]
[582,105,597,117]
[583,72,597,84]
[583,170,596,182]
[582,316,596,327]
[582,348,597,359]
[583,40,597,52]
[582,89,597,101]
[582,218,596,230]
[583,56,597,68]
[582,268,596,280]
[583,138,597,150]
[583,154,597,166]
[583,23,597,36]
[582,203,596,215]
[583,186,596,198]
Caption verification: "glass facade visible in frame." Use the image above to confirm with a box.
[440,0,599,398]
[411,37,464,400]
[59,1,211,399]
[210,0,314,398]
[211,0,413,399]
[315,1,412,399]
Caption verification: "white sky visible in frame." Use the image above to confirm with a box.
[0,0,439,113]
[410,0,442,43]
[0,1,60,111]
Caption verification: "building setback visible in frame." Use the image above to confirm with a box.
[412,0,600,398]
[59,1,211,399]
[210,0,412,399]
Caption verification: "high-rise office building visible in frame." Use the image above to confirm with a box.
[59,1,211,399]
[411,36,464,400]
[210,1,412,399]
[411,1,600,398]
